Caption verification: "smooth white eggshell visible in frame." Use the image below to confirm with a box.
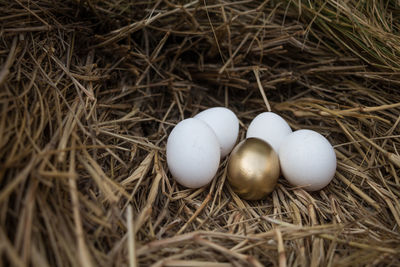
[246,112,292,152]
[166,118,220,188]
[194,107,239,157]
[279,129,337,191]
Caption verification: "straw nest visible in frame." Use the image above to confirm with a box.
[1,1,400,266]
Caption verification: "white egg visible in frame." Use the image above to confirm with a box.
[194,107,239,157]
[166,118,220,188]
[246,112,292,152]
[279,129,337,191]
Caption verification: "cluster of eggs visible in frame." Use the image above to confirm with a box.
[166,108,336,200]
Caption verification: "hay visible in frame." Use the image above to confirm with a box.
[1,0,399,266]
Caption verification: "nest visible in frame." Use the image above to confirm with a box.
[1,0,400,266]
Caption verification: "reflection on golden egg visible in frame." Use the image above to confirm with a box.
[227,138,280,200]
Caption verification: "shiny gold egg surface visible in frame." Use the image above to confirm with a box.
[227,138,280,200]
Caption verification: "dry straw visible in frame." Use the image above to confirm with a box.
[1,0,399,266]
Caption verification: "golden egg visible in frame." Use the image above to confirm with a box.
[227,138,280,200]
